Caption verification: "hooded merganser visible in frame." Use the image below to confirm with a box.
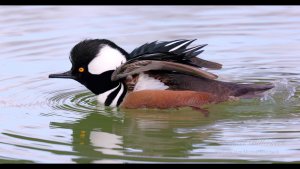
[49,39,273,110]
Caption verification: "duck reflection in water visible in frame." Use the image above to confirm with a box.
[50,106,220,162]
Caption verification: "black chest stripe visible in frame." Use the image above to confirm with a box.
[117,83,127,106]
[104,84,121,106]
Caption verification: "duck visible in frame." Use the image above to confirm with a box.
[49,39,273,111]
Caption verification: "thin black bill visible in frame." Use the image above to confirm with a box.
[49,70,75,79]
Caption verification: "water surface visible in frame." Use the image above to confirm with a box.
[0,6,300,163]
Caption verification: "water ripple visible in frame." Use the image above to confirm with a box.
[47,90,98,113]
[261,79,298,105]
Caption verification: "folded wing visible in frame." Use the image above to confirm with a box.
[111,60,218,81]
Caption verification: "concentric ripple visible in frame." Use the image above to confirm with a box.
[47,89,99,113]
[46,88,125,119]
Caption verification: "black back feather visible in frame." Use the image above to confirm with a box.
[128,39,221,69]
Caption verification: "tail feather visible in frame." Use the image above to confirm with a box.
[233,83,274,98]
[147,72,274,99]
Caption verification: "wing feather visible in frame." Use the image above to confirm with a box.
[128,39,222,70]
[111,60,218,81]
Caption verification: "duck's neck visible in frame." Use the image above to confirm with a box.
[96,82,127,107]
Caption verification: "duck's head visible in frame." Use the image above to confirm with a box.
[49,39,128,95]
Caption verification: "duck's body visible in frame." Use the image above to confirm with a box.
[49,39,273,110]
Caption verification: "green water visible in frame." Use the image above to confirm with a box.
[0,6,300,163]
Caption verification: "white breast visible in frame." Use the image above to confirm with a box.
[96,84,119,105]
[96,83,125,107]
[111,83,124,106]
[133,73,168,91]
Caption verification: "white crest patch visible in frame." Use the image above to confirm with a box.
[88,45,127,75]
[133,73,168,91]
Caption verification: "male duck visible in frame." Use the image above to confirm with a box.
[49,39,273,110]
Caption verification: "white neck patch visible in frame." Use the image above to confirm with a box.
[88,45,127,75]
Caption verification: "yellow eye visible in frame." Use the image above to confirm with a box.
[78,67,85,73]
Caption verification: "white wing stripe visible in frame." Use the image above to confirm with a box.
[164,40,183,47]
[182,46,199,53]
[169,40,191,52]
